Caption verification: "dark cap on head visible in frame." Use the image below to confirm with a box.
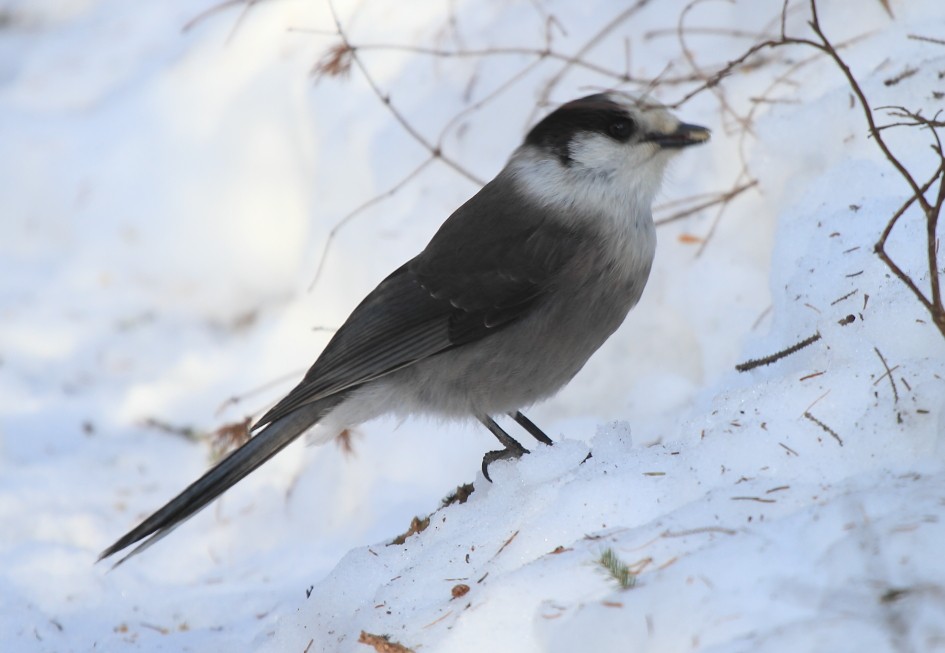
[524,94,638,165]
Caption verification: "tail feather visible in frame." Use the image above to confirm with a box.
[99,398,340,567]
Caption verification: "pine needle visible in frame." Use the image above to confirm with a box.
[598,548,637,590]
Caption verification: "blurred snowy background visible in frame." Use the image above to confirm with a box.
[1,0,944,651]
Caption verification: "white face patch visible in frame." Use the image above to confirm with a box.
[509,97,687,215]
[503,96,692,279]
[567,130,672,208]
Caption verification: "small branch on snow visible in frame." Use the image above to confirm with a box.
[735,332,822,372]
[803,411,843,446]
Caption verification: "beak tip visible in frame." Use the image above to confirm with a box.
[678,122,711,145]
[647,122,711,149]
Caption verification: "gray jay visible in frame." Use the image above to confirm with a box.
[100,92,709,565]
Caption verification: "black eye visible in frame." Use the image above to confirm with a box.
[607,117,635,141]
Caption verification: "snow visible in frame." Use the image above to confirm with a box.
[2,0,944,651]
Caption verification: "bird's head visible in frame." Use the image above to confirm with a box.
[509,92,710,220]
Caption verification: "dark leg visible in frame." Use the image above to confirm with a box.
[508,410,553,446]
[477,415,529,482]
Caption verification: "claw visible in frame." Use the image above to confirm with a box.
[477,412,554,482]
[481,442,529,482]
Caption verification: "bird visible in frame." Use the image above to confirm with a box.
[99,91,709,565]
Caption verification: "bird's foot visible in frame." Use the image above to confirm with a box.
[481,440,529,483]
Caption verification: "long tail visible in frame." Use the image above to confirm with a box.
[98,397,342,567]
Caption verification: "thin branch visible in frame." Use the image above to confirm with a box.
[654,180,758,226]
[872,347,900,403]
[805,0,927,210]
[308,157,436,291]
[215,369,307,418]
[906,34,945,47]
[736,333,822,373]
[804,411,843,446]
[531,0,652,123]
[181,0,273,42]
[436,57,546,152]
[350,43,639,82]
[325,0,483,186]
[874,167,943,314]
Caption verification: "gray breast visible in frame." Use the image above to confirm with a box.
[382,235,653,418]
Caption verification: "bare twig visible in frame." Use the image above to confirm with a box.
[672,0,945,337]
[531,0,653,122]
[307,157,436,291]
[324,0,483,186]
[181,0,273,43]
[907,34,945,47]
[736,333,822,372]
[803,411,843,446]
[655,180,758,226]
[874,173,942,313]
[872,347,900,403]
[215,368,306,417]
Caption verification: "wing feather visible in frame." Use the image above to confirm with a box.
[256,175,586,428]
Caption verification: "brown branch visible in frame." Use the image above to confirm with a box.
[307,157,436,291]
[736,333,822,373]
[654,180,758,226]
[702,0,945,341]
[531,0,652,123]
[794,12,945,337]
[351,43,638,82]
[907,34,945,47]
[645,26,770,41]
[435,57,546,152]
[874,172,942,313]
[804,411,843,446]
[324,0,483,187]
[181,0,274,43]
[214,368,307,418]
[668,34,799,109]
[872,347,900,403]
[805,1,928,210]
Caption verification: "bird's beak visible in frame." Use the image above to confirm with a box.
[645,122,711,149]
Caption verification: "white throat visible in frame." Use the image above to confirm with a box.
[505,141,667,278]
